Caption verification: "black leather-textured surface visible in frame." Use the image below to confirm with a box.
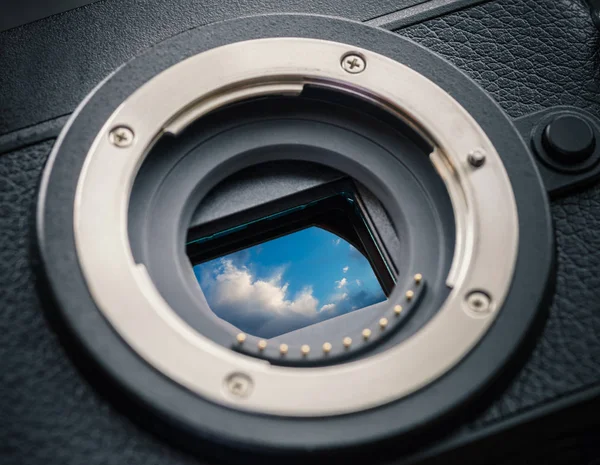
[0,142,202,465]
[401,0,600,121]
[400,0,600,427]
[0,0,423,136]
[1,0,600,464]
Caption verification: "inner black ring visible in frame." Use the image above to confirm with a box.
[128,90,456,366]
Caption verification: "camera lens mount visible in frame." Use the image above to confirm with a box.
[36,15,553,453]
[73,37,518,416]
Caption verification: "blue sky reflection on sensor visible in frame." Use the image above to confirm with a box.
[193,227,387,338]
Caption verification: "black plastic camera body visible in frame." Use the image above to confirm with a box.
[1,1,600,465]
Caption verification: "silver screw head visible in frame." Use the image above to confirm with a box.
[466,291,492,315]
[225,373,253,398]
[467,148,486,168]
[109,126,134,148]
[341,53,366,74]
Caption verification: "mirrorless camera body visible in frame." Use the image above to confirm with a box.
[2,1,600,464]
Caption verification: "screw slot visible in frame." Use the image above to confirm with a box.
[109,126,134,148]
[225,373,253,398]
[341,53,366,74]
[465,291,492,315]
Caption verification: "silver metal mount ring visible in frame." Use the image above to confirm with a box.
[73,38,519,417]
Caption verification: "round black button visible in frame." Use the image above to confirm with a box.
[543,115,596,165]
